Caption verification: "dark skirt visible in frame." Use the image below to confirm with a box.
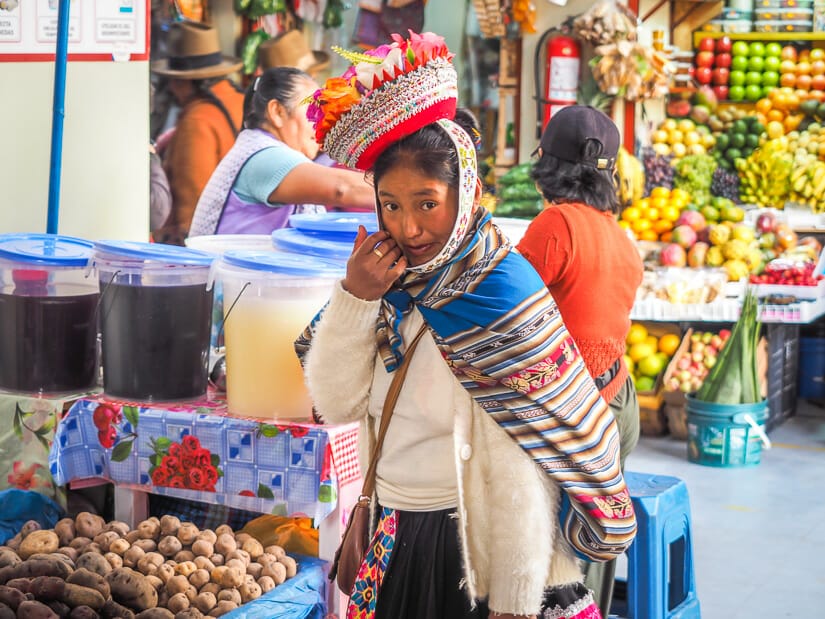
[374,508,488,619]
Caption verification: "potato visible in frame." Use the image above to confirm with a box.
[103,554,122,570]
[80,543,103,557]
[261,562,286,585]
[135,610,173,619]
[173,551,194,565]
[137,553,164,577]
[208,601,236,617]
[208,555,223,567]
[165,575,189,597]
[173,562,196,578]
[105,568,158,612]
[20,531,60,560]
[223,560,245,575]
[76,553,112,577]
[174,609,204,619]
[29,576,106,611]
[183,586,197,604]
[0,556,73,583]
[191,558,213,573]
[238,581,261,604]
[46,600,71,618]
[187,570,209,591]
[100,599,136,619]
[67,568,111,600]
[69,538,91,552]
[123,546,146,569]
[255,553,276,568]
[0,551,20,572]
[136,521,160,542]
[196,584,219,597]
[240,539,263,560]
[21,521,42,539]
[103,521,131,538]
[245,563,262,580]
[215,590,239,606]
[145,575,162,592]
[175,525,198,547]
[207,567,226,586]
[132,540,157,554]
[125,531,141,545]
[278,555,297,578]
[159,517,180,539]
[92,533,120,554]
[212,526,232,539]
[155,564,175,584]
[191,592,215,615]
[0,584,26,610]
[17,600,59,619]
[166,593,189,615]
[212,536,234,558]
[57,548,79,563]
[54,520,76,547]
[218,569,242,589]
[0,603,14,619]
[156,537,181,559]
[74,514,105,541]
[68,606,99,619]
[108,539,130,557]
[263,545,285,560]
[194,531,216,546]
[190,541,213,559]
[224,550,249,568]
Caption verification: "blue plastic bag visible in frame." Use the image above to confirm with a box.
[0,489,64,544]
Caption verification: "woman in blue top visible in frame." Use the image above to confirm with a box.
[189,67,375,237]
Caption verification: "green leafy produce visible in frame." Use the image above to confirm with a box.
[500,183,541,202]
[241,30,270,75]
[695,290,761,404]
[494,198,543,219]
[498,162,534,185]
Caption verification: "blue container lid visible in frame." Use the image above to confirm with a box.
[0,233,94,267]
[222,250,345,277]
[271,229,353,263]
[94,240,214,266]
[288,212,379,239]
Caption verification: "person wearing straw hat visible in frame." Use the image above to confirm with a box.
[295,31,635,619]
[257,29,331,77]
[152,21,245,245]
[188,66,374,237]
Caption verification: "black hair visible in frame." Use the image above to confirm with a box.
[371,107,481,188]
[242,67,313,130]
[531,140,621,213]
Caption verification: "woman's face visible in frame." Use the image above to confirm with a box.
[274,79,320,159]
[377,165,458,267]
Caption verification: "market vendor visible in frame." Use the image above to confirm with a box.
[516,105,645,617]
[188,67,375,237]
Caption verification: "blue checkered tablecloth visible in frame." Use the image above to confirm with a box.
[49,395,360,524]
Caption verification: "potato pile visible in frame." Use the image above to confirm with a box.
[0,513,298,619]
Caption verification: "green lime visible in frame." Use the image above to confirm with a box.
[731,133,746,149]
[746,133,759,148]
[751,122,765,136]
[726,147,742,161]
[732,119,748,134]
[715,133,730,150]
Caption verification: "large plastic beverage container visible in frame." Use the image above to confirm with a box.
[93,241,215,401]
[216,251,343,421]
[185,234,275,350]
[0,233,98,395]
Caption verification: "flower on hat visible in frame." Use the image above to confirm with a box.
[308,31,454,146]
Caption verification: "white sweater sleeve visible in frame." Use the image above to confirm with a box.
[303,281,382,424]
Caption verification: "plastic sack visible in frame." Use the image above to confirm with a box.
[0,489,64,544]
[240,515,320,557]
[222,555,327,619]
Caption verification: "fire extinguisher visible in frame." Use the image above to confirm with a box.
[534,30,581,138]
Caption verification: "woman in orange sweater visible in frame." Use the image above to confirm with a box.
[516,105,644,617]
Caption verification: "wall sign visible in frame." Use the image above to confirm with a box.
[0,0,148,61]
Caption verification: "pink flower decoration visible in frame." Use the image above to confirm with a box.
[8,461,43,490]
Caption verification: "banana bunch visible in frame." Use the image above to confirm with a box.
[736,138,793,208]
[789,158,825,212]
[616,146,645,208]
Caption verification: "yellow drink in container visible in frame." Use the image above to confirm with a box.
[217,251,342,421]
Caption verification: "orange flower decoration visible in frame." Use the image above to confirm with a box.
[310,77,362,143]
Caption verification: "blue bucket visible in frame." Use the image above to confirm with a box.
[798,337,825,400]
[686,396,770,467]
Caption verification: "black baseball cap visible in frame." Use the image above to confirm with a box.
[535,105,620,170]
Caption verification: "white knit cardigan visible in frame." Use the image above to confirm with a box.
[304,283,583,616]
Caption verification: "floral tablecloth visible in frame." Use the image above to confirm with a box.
[49,394,360,524]
[0,392,85,507]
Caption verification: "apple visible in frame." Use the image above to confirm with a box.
[678,370,692,383]
[716,36,733,54]
[713,85,729,101]
[695,67,713,85]
[712,67,730,85]
[711,335,723,349]
[698,37,716,53]
[680,380,693,393]
[715,52,732,69]
[691,341,705,354]
[719,329,731,340]
[756,211,777,234]
[732,41,750,57]
[704,355,717,369]
[696,51,716,68]
[677,357,691,371]
[702,332,713,344]
[729,85,745,101]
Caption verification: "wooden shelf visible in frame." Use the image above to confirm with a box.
[693,31,825,47]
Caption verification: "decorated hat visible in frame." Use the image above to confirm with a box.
[152,21,242,80]
[307,31,458,171]
[258,30,330,76]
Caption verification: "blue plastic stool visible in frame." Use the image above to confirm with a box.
[616,471,701,619]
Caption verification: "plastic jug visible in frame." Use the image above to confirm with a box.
[216,251,343,420]
[94,241,215,401]
[0,233,98,395]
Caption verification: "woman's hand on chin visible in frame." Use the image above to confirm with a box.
[342,226,407,301]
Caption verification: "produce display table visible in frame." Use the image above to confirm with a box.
[48,393,362,616]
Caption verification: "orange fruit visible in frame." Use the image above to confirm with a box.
[626,323,649,346]
[658,333,681,357]
[621,206,641,222]
[632,218,652,233]
[618,220,632,231]
[766,120,785,140]
[638,229,659,242]
[650,187,670,200]
[780,73,797,89]
[634,197,651,211]
[780,59,797,75]
[660,231,673,243]
[650,196,669,210]
[810,48,825,62]
[767,109,785,123]
[661,205,681,222]
[653,219,673,234]
[670,188,690,203]
[797,74,813,91]
[755,98,773,115]
[781,45,798,62]
[797,61,812,76]
[812,60,825,76]
[643,206,660,221]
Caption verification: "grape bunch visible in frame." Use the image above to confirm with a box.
[93,403,122,448]
[711,167,741,203]
[642,148,675,195]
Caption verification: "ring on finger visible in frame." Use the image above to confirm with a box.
[373,247,385,259]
